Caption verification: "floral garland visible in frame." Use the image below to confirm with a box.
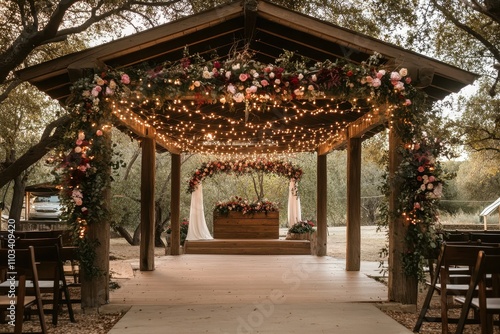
[214,196,279,215]
[397,140,447,281]
[54,72,132,277]
[187,159,303,193]
[129,49,416,113]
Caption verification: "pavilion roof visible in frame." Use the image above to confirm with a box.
[17,0,478,155]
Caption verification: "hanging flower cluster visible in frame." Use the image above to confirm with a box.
[187,159,303,192]
[214,196,279,215]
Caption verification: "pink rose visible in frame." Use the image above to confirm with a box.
[76,139,83,146]
[405,77,412,84]
[91,86,102,97]
[372,78,381,88]
[390,72,401,81]
[417,166,425,173]
[404,99,412,106]
[376,70,386,79]
[105,87,114,95]
[239,73,248,82]
[121,74,130,84]
[96,130,103,136]
[414,202,421,209]
[261,80,269,87]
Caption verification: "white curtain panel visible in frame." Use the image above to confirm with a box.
[187,183,213,240]
[287,178,302,227]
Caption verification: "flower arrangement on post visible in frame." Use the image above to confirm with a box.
[214,196,279,215]
[165,218,189,246]
[286,219,315,240]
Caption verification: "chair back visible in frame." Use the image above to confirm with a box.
[15,236,63,249]
[470,233,500,244]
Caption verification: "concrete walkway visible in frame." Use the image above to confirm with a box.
[104,255,412,334]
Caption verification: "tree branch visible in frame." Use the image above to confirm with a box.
[0,115,71,188]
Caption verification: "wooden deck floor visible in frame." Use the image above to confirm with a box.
[109,254,387,305]
[106,255,412,333]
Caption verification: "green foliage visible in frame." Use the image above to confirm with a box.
[288,220,315,234]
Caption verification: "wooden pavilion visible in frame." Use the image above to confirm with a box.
[17,0,477,308]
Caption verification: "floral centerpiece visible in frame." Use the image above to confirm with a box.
[286,220,315,240]
[214,196,279,215]
[165,218,189,246]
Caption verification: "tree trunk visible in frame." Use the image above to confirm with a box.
[113,225,135,245]
[9,173,26,227]
[132,223,141,245]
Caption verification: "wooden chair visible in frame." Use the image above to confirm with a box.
[470,233,500,244]
[0,246,47,334]
[12,238,75,325]
[413,242,500,334]
[456,251,500,334]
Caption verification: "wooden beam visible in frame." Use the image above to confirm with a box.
[244,0,258,43]
[388,129,417,304]
[346,136,361,271]
[257,1,478,87]
[316,153,327,256]
[318,109,387,155]
[170,153,181,255]
[112,114,181,154]
[140,128,156,271]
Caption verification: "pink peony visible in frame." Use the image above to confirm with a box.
[121,74,130,84]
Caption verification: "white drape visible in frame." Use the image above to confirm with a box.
[187,183,213,240]
[287,178,302,227]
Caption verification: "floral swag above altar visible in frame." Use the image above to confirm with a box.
[187,159,303,193]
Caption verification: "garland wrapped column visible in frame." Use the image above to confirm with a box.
[388,129,417,305]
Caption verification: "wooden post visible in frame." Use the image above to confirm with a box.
[346,137,361,271]
[316,153,327,256]
[140,130,156,271]
[170,153,181,255]
[388,129,417,305]
[81,129,111,309]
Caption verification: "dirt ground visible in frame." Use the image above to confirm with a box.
[108,225,387,261]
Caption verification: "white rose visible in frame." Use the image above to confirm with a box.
[233,92,244,103]
[232,63,240,71]
[227,84,236,94]
[399,68,408,77]
[202,70,212,79]
[226,71,232,79]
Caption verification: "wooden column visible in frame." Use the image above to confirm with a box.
[388,129,417,304]
[81,129,111,309]
[316,153,327,256]
[170,153,181,255]
[346,137,361,271]
[140,129,156,271]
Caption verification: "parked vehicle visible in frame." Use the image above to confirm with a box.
[29,195,62,220]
